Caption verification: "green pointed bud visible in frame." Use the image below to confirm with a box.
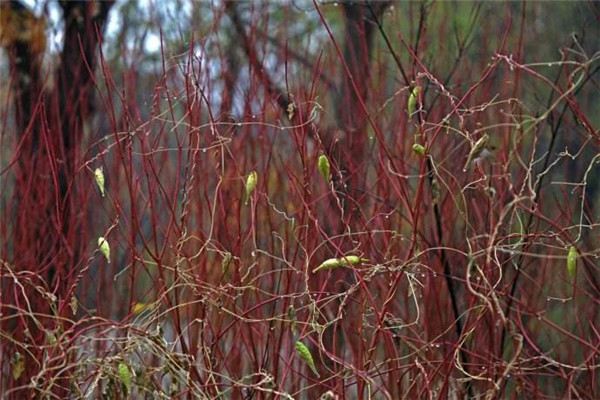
[295,341,319,377]
[317,154,330,182]
[567,246,577,279]
[412,143,426,156]
[313,255,366,273]
[407,86,421,118]
[98,237,110,263]
[244,170,258,205]
[94,167,105,197]
[117,362,132,394]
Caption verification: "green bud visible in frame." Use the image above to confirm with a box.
[313,255,367,273]
[317,154,330,182]
[407,86,421,118]
[412,143,426,156]
[244,170,258,205]
[295,341,319,377]
[94,167,105,197]
[567,246,577,279]
[117,362,132,394]
[98,237,110,263]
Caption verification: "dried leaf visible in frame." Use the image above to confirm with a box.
[287,102,295,120]
[221,251,233,275]
[319,391,339,400]
[132,303,150,315]
[46,330,57,345]
[11,352,24,380]
[431,177,440,205]
[463,134,489,171]
[70,296,78,316]
[288,305,297,335]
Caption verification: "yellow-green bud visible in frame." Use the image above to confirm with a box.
[244,170,258,205]
[94,167,105,197]
[312,255,366,273]
[567,246,577,279]
[407,86,421,118]
[98,237,110,263]
[412,143,426,156]
[117,362,132,394]
[295,341,319,377]
[317,154,330,182]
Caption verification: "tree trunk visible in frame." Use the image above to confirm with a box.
[1,1,113,396]
[334,2,389,215]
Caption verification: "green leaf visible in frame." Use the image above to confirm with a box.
[98,237,110,263]
[313,255,366,273]
[317,154,331,182]
[244,170,258,205]
[295,341,319,377]
[94,167,105,197]
[567,246,577,279]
